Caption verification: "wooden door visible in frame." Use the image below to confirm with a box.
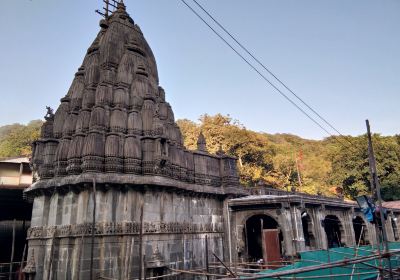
[262,229,281,268]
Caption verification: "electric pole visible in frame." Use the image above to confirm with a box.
[366,119,393,280]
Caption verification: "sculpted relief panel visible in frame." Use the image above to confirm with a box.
[27,221,223,240]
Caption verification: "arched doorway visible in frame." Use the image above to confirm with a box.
[353,216,369,245]
[324,215,344,248]
[245,214,282,261]
[301,212,316,249]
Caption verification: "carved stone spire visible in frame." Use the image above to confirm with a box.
[27,1,240,194]
[24,3,243,279]
[197,132,207,152]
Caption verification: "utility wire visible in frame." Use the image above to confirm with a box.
[189,0,354,148]
[179,0,354,150]
[99,2,355,151]
[192,0,353,148]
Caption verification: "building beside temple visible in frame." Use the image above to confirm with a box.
[0,157,32,273]
[22,2,400,279]
[227,187,400,265]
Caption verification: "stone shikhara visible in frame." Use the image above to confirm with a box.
[24,2,243,279]
[28,3,240,191]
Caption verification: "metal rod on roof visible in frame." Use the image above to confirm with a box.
[9,219,16,280]
[105,0,109,17]
[95,10,106,17]
[104,0,117,9]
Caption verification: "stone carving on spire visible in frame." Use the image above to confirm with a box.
[197,132,207,152]
[44,106,54,121]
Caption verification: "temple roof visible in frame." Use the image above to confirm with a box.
[27,3,243,196]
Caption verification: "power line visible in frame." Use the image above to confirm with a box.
[179,0,355,151]
[96,1,355,151]
[189,0,354,146]
[189,0,355,148]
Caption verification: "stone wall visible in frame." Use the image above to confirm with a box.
[26,187,225,279]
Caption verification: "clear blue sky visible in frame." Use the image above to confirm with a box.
[1,0,399,139]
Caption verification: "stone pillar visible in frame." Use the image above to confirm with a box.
[392,213,400,241]
[292,206,306,252]
[342,210,356,247]
[61,191,78,225]
[75,190,90,224]
[23,248,36,280]
[279,207,296,256]
[314,206,328,250]
[27,195,50,279]
[367,223,377,246]
[31,195,50,227]
[222,198,233,264]
[385,216,395,241]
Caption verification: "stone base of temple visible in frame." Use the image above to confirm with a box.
[26,187,227,279]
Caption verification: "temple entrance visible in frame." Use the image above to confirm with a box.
[245,214,282,262]
[324,215,344,248]
[301,212,316,249]
[353,216,369,245]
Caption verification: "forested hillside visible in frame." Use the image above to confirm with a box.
[1,115,399,200]
[177,114,400,200]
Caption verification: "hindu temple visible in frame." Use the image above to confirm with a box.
[23,1,400,280]
[24,2,243,279]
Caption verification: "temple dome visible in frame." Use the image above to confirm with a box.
[28,3,240,194]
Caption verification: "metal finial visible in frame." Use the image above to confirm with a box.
[96,0,123,19]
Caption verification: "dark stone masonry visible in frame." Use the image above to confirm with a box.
[24,2,243,279]
[23,2,400,280]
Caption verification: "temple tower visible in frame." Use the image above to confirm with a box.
[25,2,243,279]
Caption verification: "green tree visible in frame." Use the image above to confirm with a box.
[327,135,400,199]
[175,114,400,200]
[176,119,199,150]
[0,120,42,158]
